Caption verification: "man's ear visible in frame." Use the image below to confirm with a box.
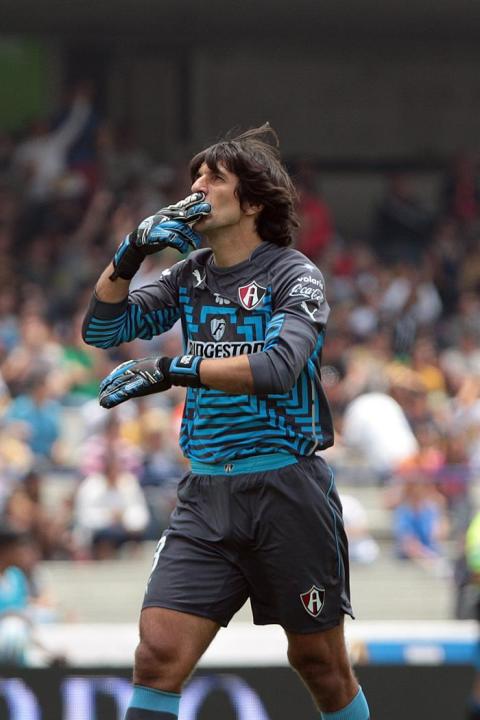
[243,202,263,216]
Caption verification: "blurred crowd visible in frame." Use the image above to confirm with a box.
[1,86,480,648]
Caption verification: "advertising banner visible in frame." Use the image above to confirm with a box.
[0,665,474,720]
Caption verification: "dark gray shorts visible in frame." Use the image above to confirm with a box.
[143,454,354,633]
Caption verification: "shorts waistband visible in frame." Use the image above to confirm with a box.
[190,453,298,476]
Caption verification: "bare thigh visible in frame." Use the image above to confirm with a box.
[134,607,220,692]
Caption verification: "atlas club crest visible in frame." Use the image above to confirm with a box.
[300,585,325,617]
[238,281,266,310]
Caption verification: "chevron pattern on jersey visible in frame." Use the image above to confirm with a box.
[179,287,198,333]
[263,313,285,349]
[180,345,328,461]
[237,313,266,342]
[83,305,180,348]
[200,305,238,324]
[178,306,330,461]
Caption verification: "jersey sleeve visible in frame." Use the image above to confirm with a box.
[82,263,183,348]
[248,259,330,395]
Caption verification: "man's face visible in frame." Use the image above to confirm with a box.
[190,162,245,233]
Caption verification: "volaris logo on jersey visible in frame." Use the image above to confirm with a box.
[238,281,266,310]
[211,318,226,341]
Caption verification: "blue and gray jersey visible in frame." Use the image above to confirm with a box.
[83,241,334,463]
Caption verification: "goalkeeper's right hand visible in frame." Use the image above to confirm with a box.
[110,192,211,280]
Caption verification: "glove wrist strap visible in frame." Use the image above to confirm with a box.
[159,355,205,388]
[110,232,145,281]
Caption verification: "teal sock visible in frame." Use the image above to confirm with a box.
[125,685,180,719]
[321,686,369,720]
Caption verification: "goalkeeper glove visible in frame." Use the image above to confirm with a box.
[99,354,204,409]
[110,192,211,280]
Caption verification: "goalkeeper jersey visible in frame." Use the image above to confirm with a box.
[83,241,334,463]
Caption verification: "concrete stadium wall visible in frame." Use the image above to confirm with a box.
[190,46,480,159]
[105,42,480,162]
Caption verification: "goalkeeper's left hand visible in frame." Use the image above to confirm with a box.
[99,354,205,409]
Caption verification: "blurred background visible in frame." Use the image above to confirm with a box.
[1,1,480,718]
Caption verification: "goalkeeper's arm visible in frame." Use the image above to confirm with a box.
[99,349,296,409]
[95,262,132,303]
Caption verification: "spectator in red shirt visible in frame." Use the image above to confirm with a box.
[295,162,334,262]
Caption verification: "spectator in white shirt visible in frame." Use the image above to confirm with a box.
[14,88,91,204]
[74,452,149,559]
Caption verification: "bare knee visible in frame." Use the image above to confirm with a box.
[288,643,343,684]
[133,608,219,693]
[134,635,184,691]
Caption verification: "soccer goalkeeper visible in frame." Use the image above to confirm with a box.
[82,124,370,720]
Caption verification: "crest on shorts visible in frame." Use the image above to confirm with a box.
[300,585,325,617]
[211,318,226,341]
[238,281,266,310]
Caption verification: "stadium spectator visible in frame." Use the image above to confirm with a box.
[371,172,434,266]
[0,287,20,360]
[410,335,447,394]
[73,451,149,559]
[13,87,92,206]
[295,162,335,262]
[379,264,442,357]
[440,326,480,386]
[1,312,63,396]
[341,390,418,481]
[441,152,480,228]
[97,120,152,194]
[460,239,480,295]
[0,525,30,665]
[435,431,474,539]
[10,532,61,623]
[3,368,63,466]
[77,409,142,477]
[340,493,380,564]
[0,525,66,665]
[135,408,185,537]
[386,365,440,439]
[50,188,114,316]
[447,375,480,470]
[389,463,449,570]
[3,470,74,560]
[59,310,106,404]
[429,218,465,317]
[0,130,14,178]
[0,422,34,510]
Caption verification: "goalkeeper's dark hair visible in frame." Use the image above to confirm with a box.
[190,123,299,247]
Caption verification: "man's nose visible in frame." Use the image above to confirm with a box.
[192,175,208,195]
[191,176,206,194]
